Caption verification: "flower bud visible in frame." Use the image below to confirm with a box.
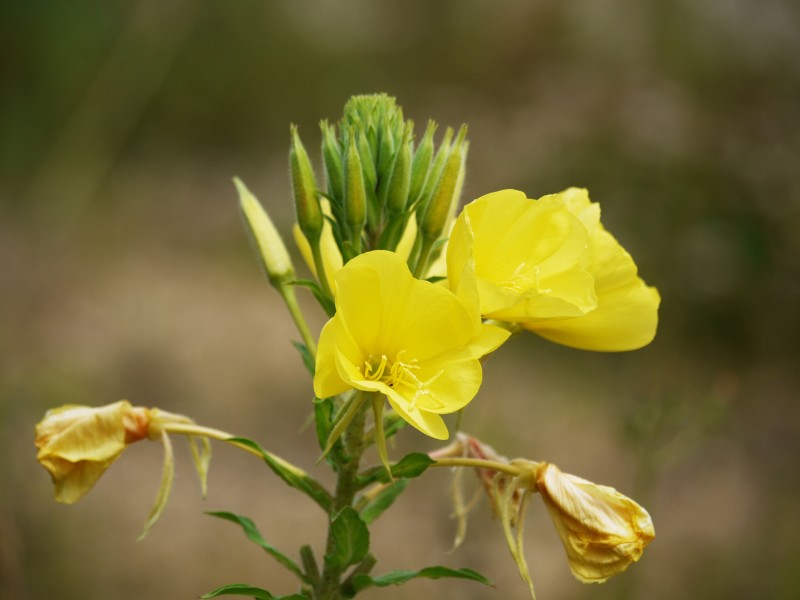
[343,130,368,250]
[235,177,295,287]
[420,125,468,241]
[320,120,345,205]
[535,462,655,583]
[290,125,323,242]
[35,401,152,504]
[408,120,436,204]
[385,123,413,216]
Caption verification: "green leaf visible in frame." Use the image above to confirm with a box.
[207,512,306,582]
[229,437,332,512]
[324,507,369,571]
[360,479,408,524]
[289,279,335,317]
[313,398,334,455]
[357,452,434,487]
[351,566,492,594]
[291,341,316,375]
[200,583,307,599]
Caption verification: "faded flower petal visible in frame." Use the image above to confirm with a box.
[536,462,655,583]
[34,401,151,504]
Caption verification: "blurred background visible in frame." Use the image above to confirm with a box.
[2,1,799,598]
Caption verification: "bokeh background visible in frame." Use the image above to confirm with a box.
[2,1,799,599]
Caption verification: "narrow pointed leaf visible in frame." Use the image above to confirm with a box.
[201,583,307,599]
[207,511,306,582]
[360,479,408,524]
[291,341,316,375]
[357,453,434,487]
[228,437,332,512]
[351,566,492,593]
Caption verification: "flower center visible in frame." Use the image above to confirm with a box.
[362,351,445,410]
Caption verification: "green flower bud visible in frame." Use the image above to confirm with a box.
[344,130,367,250]
[417,126,454,219]
[385,123,413,215]
[235,177,295,287]
[290,125,322,242]
[375,126,396,207]
[320,121,345,207]
[409,120,437,204]
[420,125,468,241]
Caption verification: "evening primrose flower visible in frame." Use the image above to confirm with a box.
[536,462,655,583]
[447,189,659,351]
[313,250,509,439]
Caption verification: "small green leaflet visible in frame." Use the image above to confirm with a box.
[200,583,307,599]
[359,479,408,524]
[291,341,315,375]
[206,512,306,583]
[349,566,492,594]
[324,507,369,571]
[356,452,434,487]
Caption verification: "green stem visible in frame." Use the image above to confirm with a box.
[412,235,435,278]
[430,457,526,476]
[311,241,334,299]
[317,391,372,600]
[279,283,317,357]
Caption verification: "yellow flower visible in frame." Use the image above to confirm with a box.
[535,462,655,583]
[313,250,509,439]
[34,401,151,504]
[447,188,660,351]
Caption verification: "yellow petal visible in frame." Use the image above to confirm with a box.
[448,190,597,319]
[523,189,660,351]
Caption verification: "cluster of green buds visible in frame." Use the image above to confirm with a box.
[291,93,468,296]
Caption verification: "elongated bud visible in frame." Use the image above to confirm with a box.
[409,120,437,204]
[375,126,396,206]
[290,126,323,242]
[344,130,367,247]
[420,125,468,240]
[357,129,377,192]
[385,123,413,215]
[320,120,344,206]
[417,126,454,218]
[235,177,295,287]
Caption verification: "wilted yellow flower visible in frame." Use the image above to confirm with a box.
[535,462,655,583]
[447,189,660,351]
[34,401,151,504]
[314,250,509,439]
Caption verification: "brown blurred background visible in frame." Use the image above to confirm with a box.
[2,1,799,599]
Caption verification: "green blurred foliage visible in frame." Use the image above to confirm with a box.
[2,1,799,599]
